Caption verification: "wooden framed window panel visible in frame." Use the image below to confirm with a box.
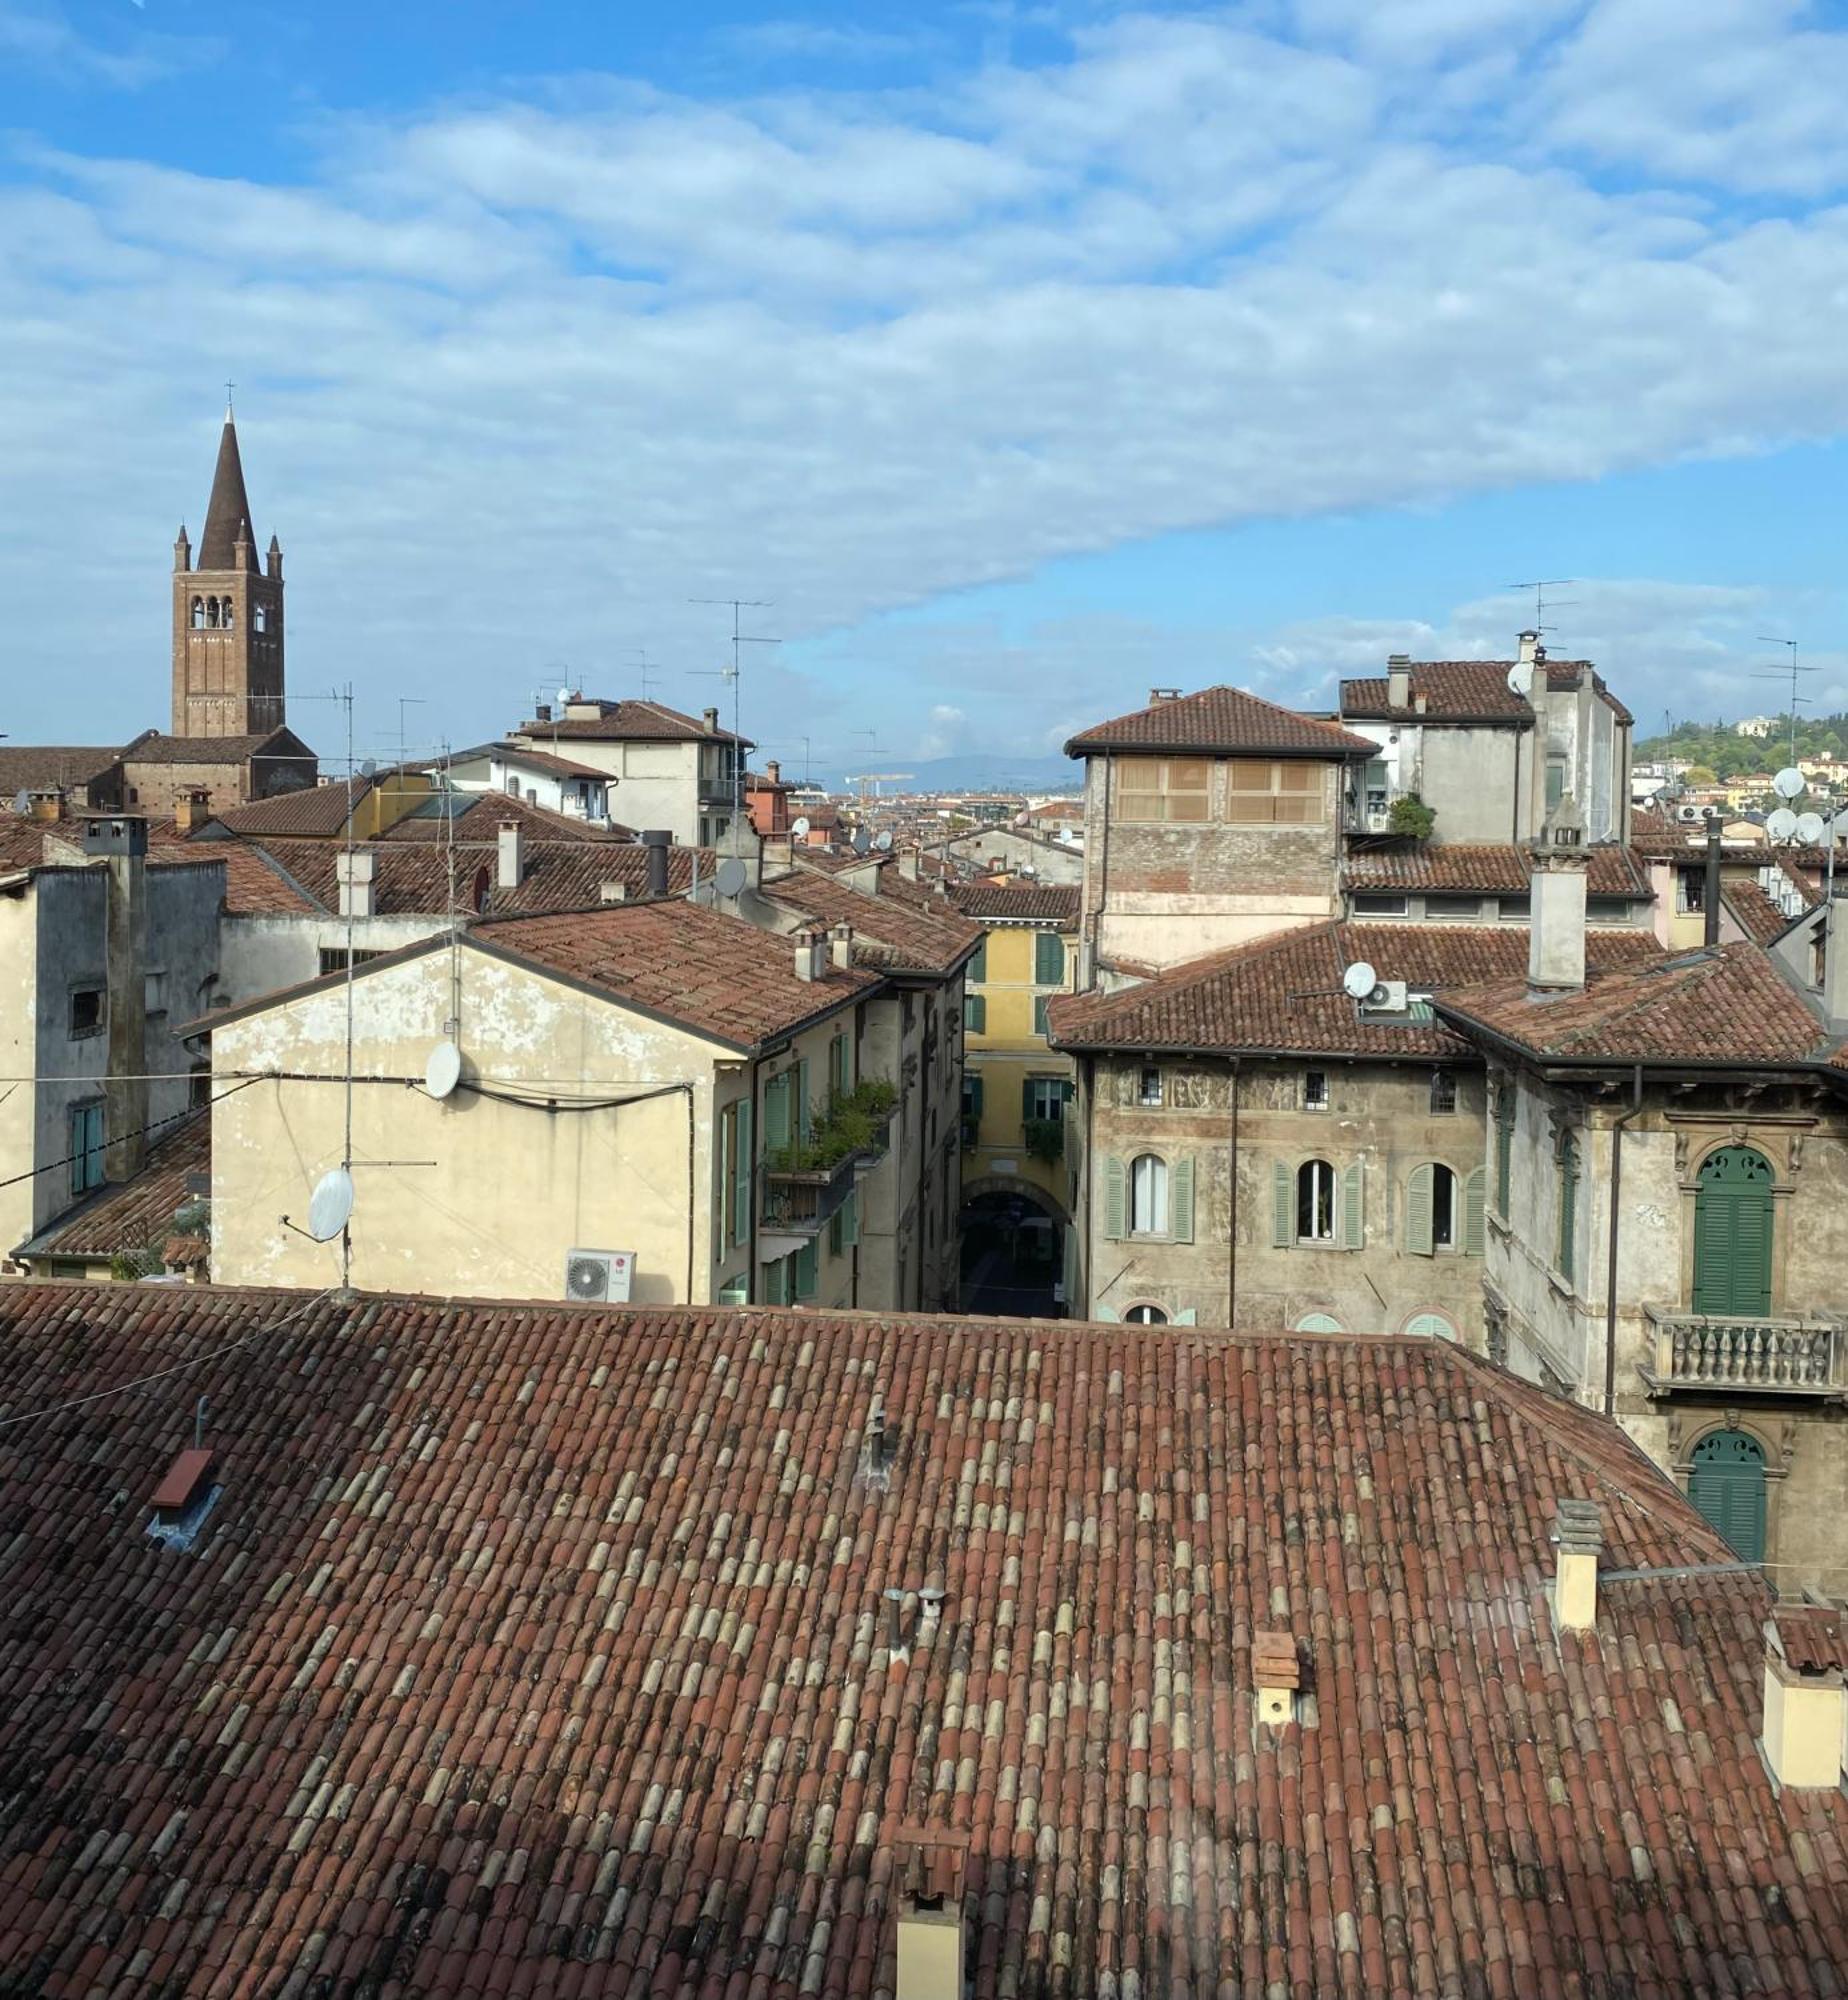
[1117,758,1212,823]
[1225,760,1323,825]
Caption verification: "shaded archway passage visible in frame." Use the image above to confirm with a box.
[959,1184,1067,1318]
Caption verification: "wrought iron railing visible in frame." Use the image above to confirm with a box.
[1644,1309,1844,1393]
[762,1155,857,1234]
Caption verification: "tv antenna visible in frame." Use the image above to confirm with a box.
[1754,637,1815,766]
[1506,578,1575,635]
[690,596,778,843]
[634,647,663,702]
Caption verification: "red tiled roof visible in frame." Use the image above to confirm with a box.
[945,882,1081,928]
[1723,879,1799,947]
[119,728,312,767]
[1048,920,1663,1057]
[375,790,634,847]
[0,746,123,796]
[1341,660,1535,722]
[1345,842,1651,898]
[1,1283,1842,1997]
[1065,686,1378,758]
[763,868,983,976]
[512,698,751,747]
[207,782,372,839]
[474,901,876,1046]
[1437,941,1836,1068]
[0,817,50,873]
[480,740,616,782]
[17,1113,208,1261]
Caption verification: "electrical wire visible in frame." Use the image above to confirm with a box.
[0,1077,262,1195]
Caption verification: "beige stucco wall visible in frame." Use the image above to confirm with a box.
[0,891,37,1259]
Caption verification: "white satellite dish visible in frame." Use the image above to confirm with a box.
[557,686,572,708]
[358,759,377,780]
[790,816,811,838]
[714,856,748,898]
[875,830,894,852]
[1506,661,1534,699]
[851,828,871,855]
[305,1167,355,1242]
[1773,766,1805,800]
[425,1041,462,1100]
[1341,961,1379,1001]
[1767,807,1799,842]
[1795,811,1826,844]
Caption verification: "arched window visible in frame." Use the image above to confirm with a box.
[205,596,220,628]
[252,603,267,634]
[1296,1158,1335,1242]
[1130,1154,1168,1235]
[1694,1145,1774,1315]
[1124,1303,1167,1324]
[1295,1312,1343,1333]
[221,599,234,629]
[1402,1310,1457,1340]
[190,596,205,629]
[1689,1428,1766,1562]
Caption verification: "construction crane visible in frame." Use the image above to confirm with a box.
[843,772,915,804]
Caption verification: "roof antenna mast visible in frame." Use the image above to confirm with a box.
[690,596,778,851]
[1506,579,1576,640]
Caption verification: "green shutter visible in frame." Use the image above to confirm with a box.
[1170,1156,1195,1244]
[764,1255,791,1307]
[965,994,986,1033]
[1036,931,1064,984]
[1021,1075,1035,1122]
[964,1074,984,1119]
[1103,1156,1127,1240]
[1172,1308,1198,1326]
[1693,1147,1774,1315]
[1557,1139,1579,1283]
[1406,1163,1434,1256]
[970,938,987,983]
[1272,1162,1292,1248]
[796,1059,812,1141]
[1495,1090,1515,1213]
[1034,995,1051,1036]
[840,1192,858,1250]
[1689,1430,1766,1562]
[795,1239,819,1300]
[764,1072,791,1156]
[1340,1161,1364,1251]
[1463,1167,1486,1257]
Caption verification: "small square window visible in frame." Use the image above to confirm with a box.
[1304,1070,1328,1111]
[69,987,104,1038]
[1138,1066,1163,1107]
[1430,1071,1458,1115]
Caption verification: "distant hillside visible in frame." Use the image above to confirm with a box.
[1637,713,1848,783]
[808,753,1078,795]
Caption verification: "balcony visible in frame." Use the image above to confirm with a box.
[760,1081,898,1233]
[1641,1307,1847,1397]
[762,1154,857,1235]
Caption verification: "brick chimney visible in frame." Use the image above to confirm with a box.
[1529,794,1589,992]
[1387,654,1412,709]
[497,819,525,892]
[1763,1607,1847,1788]
[892,1826,968,2000]
[766,759,781,784]
[173,787,212,835]
[27,787,64,824]
[1552,1499,1601,1632]
[1252,1629,1300,1726]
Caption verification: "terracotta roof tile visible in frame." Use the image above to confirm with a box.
[1346,841,1650,897]
[17,1113,209,1261]
[1724,879,1800,946]
[1437,941,1836,1068]
[207,783,369,839]
[943,882,1080,928]
[762,869,983,976]
[0,1283,1841,1997]
[1341,660,1535,721]
[119,729,308,767]
[1065,686,1378,758]
[0,746,122,796]
[1048,920,1663,1056]
[511,698,751,747]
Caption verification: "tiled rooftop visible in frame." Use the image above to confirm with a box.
[1345,841,1651,898]
[1047,920,1663,1057]
[763,868,983,976]
[1723,878,1803,947]
[0,745,121,795]
[15,1113,208,1261]
[119,730,306,766]
[1064,686,1378,759]
[1339,659,1633,727]
[511,698,751,747]
[0,1285,1842,1997]
[207,783,373,839]
[1437,939,1841,1070]
[945,882,1082,928]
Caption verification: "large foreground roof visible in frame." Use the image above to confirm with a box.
[0,1286,1841,1997]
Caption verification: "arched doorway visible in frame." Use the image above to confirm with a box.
[959,1180,1067,1319]
[1693,1146,1773,1315]
[1689,1429,1766,1562]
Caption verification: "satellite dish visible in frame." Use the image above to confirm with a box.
[11,790,28,815]
[557,686,572,709]
[305,1167,355,1242]
[714,856,748,898]
[425,1041,462,1100]
[790,816,811,838]
[1795,811,1826,844]
[1341,961,1379,1001]
[357,759,377,780]
[1767,807,1799,842]
[875,830,894,852]
[1773,766,1805,799]
[1506,661,1535,699]
[852,828,872,855]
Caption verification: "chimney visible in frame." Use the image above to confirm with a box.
[829,923,854,971]
[1551,1499,1601,1632]
[1703,814,1723,949]
[1762,1607,1848,1789]
[1528,795,1589,992]
[766,759,781,784]
[336,848,376,920]
[174,787,211,836]
[1823,889,1848,1030]
[1147,687,1181,707]
[1387,654,1412,709]
[1517,629,1540,666]
[27,787,64,824]
[703,706,720,735]
[793,928,825,982]
[497,819,525,892]
[1251,1630,1300,1726]
[535,701,552,724]
[898,847,920,882]
[642,828,671,901]
[1413,691,1428,716]
[81,815,150,1184]
[892,1826,969,2000]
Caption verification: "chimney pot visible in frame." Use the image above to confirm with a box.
[1518,629,1540,666]
[600,880,628,904]
[641,828,672,901]
[497,819,525,893]
[766,759,781,784]
[1387,657,1412,709]
[793,928,824,981]
[1763,1607,1848,1788]
[1552,1499,1602,1632]
[830,923,854,971]
[173,788,212,835]
[893,1826,969,2000]
[1147,687,1181,706]
[28,787,65,824]
[335,848,377,920]
[703,706,720,734]
[1252,1629,1301,1725]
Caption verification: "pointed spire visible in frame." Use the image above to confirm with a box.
[198,413,259,573]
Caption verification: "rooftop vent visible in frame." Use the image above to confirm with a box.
[1147,687,1182,706]
[1552,1499,1602,1632]
[599,880,629,904]
[146,1448,221,1551]
[893,1825,969,2000]
[1252,1629,1300,1725]
[1763,1606,1847,1789]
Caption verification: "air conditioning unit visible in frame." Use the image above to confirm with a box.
[564,1248,635,1303]
[1361,979,1409,1013]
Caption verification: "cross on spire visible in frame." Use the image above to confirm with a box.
[225,379,235,419]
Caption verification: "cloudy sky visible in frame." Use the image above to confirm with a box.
[3,0,1847,771]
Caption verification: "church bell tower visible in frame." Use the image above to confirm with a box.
[171,403,285,738]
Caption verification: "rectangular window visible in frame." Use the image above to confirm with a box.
[968,937,987,983]
[317,947,387,978]
[1304,1070,1328,1111]
[69,1102,104,1197]
[69,987,104,1038]
[1117,757,1212,823]
[1496,897,1531,922]
[1495,1087,1515,1213]
[828,1031,852,1103]
[1677,868,1705,915]
[1034,931,1065,985]
[1138,1065,1162,1107]
[963,993,986,1033]
[1025,1076,1068,1123]
[1423,895,1482,919]
[1130,1154,1169,1234]
[1586,897,1631,920]
[1351,893,1408,917]
[1545,758,1567,813]
[1033,994,1051,1036]
[144,971,167,1016]
[1297,1159,1336,1243]
[1429,1071,1457,1115]
[962,1074,983,1120]
[1224,759,1323,825]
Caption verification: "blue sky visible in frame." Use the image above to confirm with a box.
[3,1,1848,771]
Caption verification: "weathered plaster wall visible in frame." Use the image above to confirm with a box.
[218,912,446,1010]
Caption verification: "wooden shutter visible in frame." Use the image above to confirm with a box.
[1406,1163,1434,1257]
[1340,1161,1364,1250]
[732,1099,753,1248]
[1689,1431,1766,1562]
[1036,931,1064,984]
[763,1072,791,1156]
[970,938,987,982]
[1021,1075,1036,1122]
[840,1192,858,1250]
[965,994,986,1033]
[1694,1147,1773,1315]
[1557,1141,1579,1282]
[1463,1167,1486,1257]
[1170,1156,1195,1243]
[795,1239,819,1300]
[1272,1162,1292,1248]
[1495,1092,1515,1213]
[966,1074,984,1118]
[1103,1156,1127,1239]
[796,1059,812,1141]
[1034,995,1051,1036]
[1172,1308,1198,1325]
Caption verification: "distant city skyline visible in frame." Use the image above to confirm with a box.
[2,0,1846,767]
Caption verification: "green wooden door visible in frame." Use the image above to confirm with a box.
[1693,1147,1773,1315]
[1688,1429,1766,1562]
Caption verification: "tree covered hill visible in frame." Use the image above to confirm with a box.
[1636,714,1848,781]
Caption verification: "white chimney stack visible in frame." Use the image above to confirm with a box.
[1529,795,1589,992]
[1387,653,1412,709]
[497,819,525,892]
[336,849,376,921]
[829,923,854,971]
[1518,629,1540,666]
[793,929,825,982]
[1823,890,1848,1031]
[1552,1499,1601,1632]
[893,1827,968,2000]
[1763,1607,1847,1789]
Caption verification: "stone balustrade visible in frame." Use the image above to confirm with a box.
[1646,1310,1843,1394]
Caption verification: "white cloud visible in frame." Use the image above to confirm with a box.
[3,4,1848,756]
[0,1,220,88]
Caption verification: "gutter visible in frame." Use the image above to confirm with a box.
[1227,1058,1241,1331]
[1603,1062,1645,1419]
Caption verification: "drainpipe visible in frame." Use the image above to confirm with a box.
[1603,1062,1646,1418]
[1227,1057,1241,1331]
[1703,816,1722,948]
[1081,1056,1096,1316]
[746,1055,760,1304]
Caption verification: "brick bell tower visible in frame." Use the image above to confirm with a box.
[171,400,285,738]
